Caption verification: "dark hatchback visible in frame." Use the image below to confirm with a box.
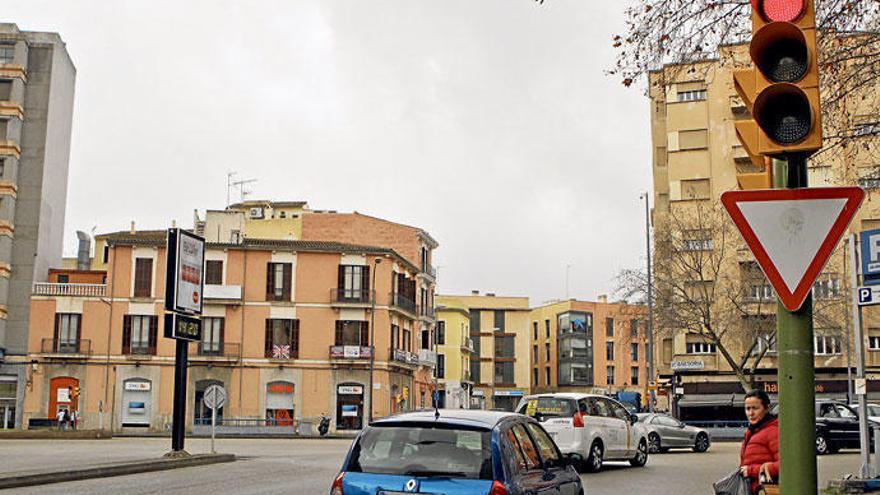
[331,410,584,495]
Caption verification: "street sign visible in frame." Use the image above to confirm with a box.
[165,228,206,316]
[163,313,202,342]
[860,229,880,285]
[721,187,864,311]
[203,385,226,410]
[856,378,867,396]
[858,286,880,307]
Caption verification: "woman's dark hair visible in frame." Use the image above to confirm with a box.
[745,389,771,409]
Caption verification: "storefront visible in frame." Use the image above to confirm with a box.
[471,389,485,410]
[0,375,15,429]
[49,376,79,419]
[194,380,224,425]
[121,379,152,427]
[336,383,364,430]
[493,390,524,412]
[266,381,295,426]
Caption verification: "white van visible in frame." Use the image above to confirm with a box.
[516,393,648,472]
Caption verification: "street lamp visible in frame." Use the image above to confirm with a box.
[640,192,656,413]
[367,257,381,424]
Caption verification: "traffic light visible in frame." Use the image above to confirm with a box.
[733,0,822,189]
[71,386,80,398]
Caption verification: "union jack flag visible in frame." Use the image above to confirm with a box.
[273,344,290,359]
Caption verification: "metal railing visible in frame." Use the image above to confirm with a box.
[421,264,437,278]
[33,283,106,297]
[390,347,418,365]
[40,338,91,355]
[329,345,372,359]
[418,305,436,319]
[125,345,155,357]
[390,292,417,314]
[195,342,241,359]
[331,288,373,304]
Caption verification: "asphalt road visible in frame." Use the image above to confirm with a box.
[0,438,863,494]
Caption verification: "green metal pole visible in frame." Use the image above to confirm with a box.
[776,155,818,495]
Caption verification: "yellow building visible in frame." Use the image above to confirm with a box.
[649,41,878,420]
[434,304,475,408]
[435,292,531,411]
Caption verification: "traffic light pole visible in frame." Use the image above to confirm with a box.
[171,339,189,453]
[776,155,818,495]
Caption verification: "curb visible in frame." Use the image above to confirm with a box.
[0,453,235,490]
[0,430,112,440]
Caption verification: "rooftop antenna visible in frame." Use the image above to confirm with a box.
[232,177,257,203]
[226,172,236,207]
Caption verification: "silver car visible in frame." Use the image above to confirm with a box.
[637,413,711,453]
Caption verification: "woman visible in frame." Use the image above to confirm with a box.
[740,389,779,492]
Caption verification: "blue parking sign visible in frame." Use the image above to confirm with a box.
[861,229,880,285]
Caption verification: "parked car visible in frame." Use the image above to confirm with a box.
[636,413,711,453]
[330,409,583,495]
[773,399,880,455]
[515,393,648,473]
[849,403,880,423]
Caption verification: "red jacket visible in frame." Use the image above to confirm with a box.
[740,416,780,492]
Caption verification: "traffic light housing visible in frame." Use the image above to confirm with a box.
[733,0,822,189]
[71,386,80,398]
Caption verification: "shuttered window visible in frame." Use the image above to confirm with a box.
[265,319,299,359]
[266,263,292,301]
[335,320,369,346]
[123,315,157,355]
[134,258,153,298]
[205,260,223,285]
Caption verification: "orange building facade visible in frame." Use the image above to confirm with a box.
[23,211,439,433]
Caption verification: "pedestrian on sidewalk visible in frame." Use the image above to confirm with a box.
[71,409,80,430]
[56,409,65,431]
[740,389,779,493]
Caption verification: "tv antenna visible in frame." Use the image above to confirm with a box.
[227,172,257,205]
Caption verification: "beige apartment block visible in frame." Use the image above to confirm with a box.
[650,39,880,422]
[23,202,439,433]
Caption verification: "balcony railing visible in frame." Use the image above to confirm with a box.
[390,347,419,365]
[33,283,106,297]
[418,305,436,320]
[419,349,437,367]
[420,264,437,279]
[40,338,91,355]
[461,338,475,352]
[195,342,241,359]
[125,345,156,357]
[329,345,372,360]
[330,288,374,305]
[390,292,417,315]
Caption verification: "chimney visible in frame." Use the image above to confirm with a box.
[130,221,136,234]
[75,231,91,271]
[598,294,608,304]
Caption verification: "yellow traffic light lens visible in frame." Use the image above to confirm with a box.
[751,22,809,83]
[754,84,813,144]
[759,0,805,22]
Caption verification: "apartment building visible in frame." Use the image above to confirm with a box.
[529,297,649,401]
[649,40,879,421]
[0,24,75,430]
[435,292,531,412]
[434,305,475,409]
[23,204,439,433]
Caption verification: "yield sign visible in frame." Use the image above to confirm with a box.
[721,187,864,311]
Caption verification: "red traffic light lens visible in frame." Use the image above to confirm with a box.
[759,0,805,23]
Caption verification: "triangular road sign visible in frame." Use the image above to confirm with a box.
[721,187,864,311]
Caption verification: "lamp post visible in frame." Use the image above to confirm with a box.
[641,192,656,413]
[367,257,381,424]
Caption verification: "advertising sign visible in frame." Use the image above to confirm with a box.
[165,228,205,316]
[163,313,202,342]
[338,385,363,395]
[671,360,705,372]
[861,228,880,285]
[125,382,151,392]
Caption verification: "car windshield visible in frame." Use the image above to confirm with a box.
[869,405,880,417]
[347,424,493,479]
[517,397,576,419]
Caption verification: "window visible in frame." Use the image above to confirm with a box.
[681,178,710,200]
[756,334,777,354]
[279,211,286,218]
[631,343,639,361]
[815,335,841,355]
[420,246,429,272]
[858,167,880,189]
[533,368,539,386]
[681,231,713,251]
[102,245,110,264]
[470,310,481,332]
[123,315,157,355]
[0,81,10,100]
[494,335,515,358]
[202,317,224,355]
[605,318,614,338]
[507,425,540,472]
[526,423,561,463]
[494,362,514,385]
[133,258,153,298]
[869,336,880,351]
[0,45,13,64]
[606,366,615,385]
[545,366,550,385]
[403,328,411,352]
[677,89,707,102]
[686,342,717,354]
[205,260,223,285]
[267,262,292,301]
[545,320,550,338]
[533,321,538,340]
[57,274,69,283]
[436,321,445,345]
[854,120,880,137]
[630,320,639,338]
[54,314,81,352]
[265,319,299,359]
[750,284,774,301]
[533,344,538,361]
[494,310,505,331]
[545,343,550,361]
[437,354,445,378]
[421,329,431,350]
[606,341,614,360]
[631,367,639,386]
[335,320,369,347]
[391,324,400,350]
[813,278,841,300]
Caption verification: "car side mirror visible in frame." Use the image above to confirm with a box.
[629,413,638,425]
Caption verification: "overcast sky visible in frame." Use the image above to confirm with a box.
[6,0,651,305]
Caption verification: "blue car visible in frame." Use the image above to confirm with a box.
[330,409,584,495]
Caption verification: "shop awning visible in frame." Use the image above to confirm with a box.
[678,394,735,408]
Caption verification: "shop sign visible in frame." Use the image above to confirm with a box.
[57,388,70,402]
[268,383,293,394]
[472,390,485,397]
[164,228,205,316]
[338,385,363,395]
[762,382,829,394]
[494,390,524,397]
[671,360,705,372]
[125,382,151,391]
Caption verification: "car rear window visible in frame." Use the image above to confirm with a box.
[517,397,577,420]
[346,424,493,479]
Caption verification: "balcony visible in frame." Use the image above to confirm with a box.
[125,346,155,359]
[40,338,91,356]
[330,288,374,307]
[204,284,242,304]
[418,264,437,281]
[389,292,417,318]
[329,345,373,360]
[460,338,475,353]
[191,342,241,361]
[390,348,419,366]
[418,305,436,322]
[0,101,23,120]
[419,349,437,367]
[33,283,106,297]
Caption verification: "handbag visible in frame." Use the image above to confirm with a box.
[756,464,779,495]
[713,470,752,495]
